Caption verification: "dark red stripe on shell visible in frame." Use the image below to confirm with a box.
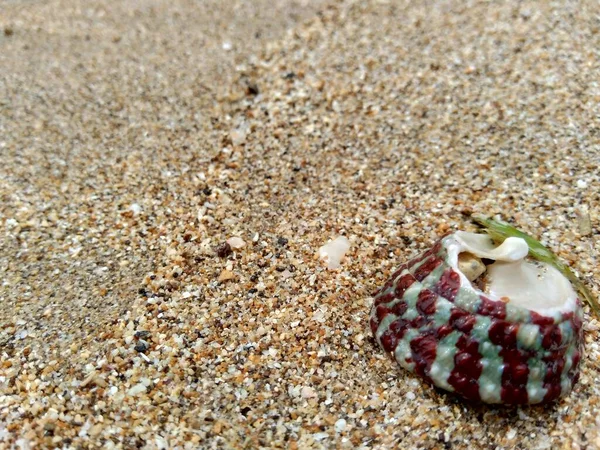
[369,316,379,335]
[390,318,413,339]
[569,350,581,381]
[477,295,507,320]
[435,324,453,339]
[499,348,531,404]
[413,256,443,282]
[571,313,583,338]
[416,289,437,316]
[488,320,519,348]
[375,304,390,322]
[448,335,482,401]
[449,308,476,334]
[391,300,408,317]
[539,324,563,350]
[432,269,460,302]
[394,273,417,299]
[380,328,399,353]
[406,250,434,270]
[389,264,408,284]
[379,317,416,353]
[374,290,395,307]
[410,332,438,381]
[529,311,554,326]
[541,351,566,403]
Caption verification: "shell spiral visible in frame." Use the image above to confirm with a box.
[369,234,584,405]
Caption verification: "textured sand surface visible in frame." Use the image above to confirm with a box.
[1,0,599,448]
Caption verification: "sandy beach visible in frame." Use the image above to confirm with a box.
[1,0,599,448]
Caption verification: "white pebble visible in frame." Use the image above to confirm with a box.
[576,179,587,189]
[313,432,329,441]
[227,236,246,249]
[507,429,517,440]
[406,392,416,400]
[230,124,248,145]
[318,236,351,270]
[127,383,147,396]
[335,418,347,433]
[301,386,317,399]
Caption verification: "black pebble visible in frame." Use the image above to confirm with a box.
[134,342,149,353]
[134,330,151,339]
[216,242,232,257]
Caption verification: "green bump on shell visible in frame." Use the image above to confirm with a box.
[395,329,418,371]
[376,313,397,342]
[526,358,548,404]
[517,323,541,350]
[453,286,481,312]
[505,302,530,323]
[433,298,453,327]
[429,331,460,391]
[402,284,423,320]
[476,315,504,404]
[421,264,446,289]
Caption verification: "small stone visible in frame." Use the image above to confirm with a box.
[134,341,149,353]
[301,386,317,399]
[318,236,351,270]
[215,242,232,258]
[334,419,347,433]
[575,206,592,236]
[218,269,235,282]
[227,237,245,249]
[457,252,486,281]
[134,330,151,339]
[230,124,248,145]
[127,383,147,396]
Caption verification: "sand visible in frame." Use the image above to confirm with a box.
[1,0,599,448]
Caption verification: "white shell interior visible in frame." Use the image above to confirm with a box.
[446,231,578,315]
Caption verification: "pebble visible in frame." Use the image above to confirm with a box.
[218,269,235,282]
[226,236,246,249]
[127,384,147,396]
[335,419,347,433]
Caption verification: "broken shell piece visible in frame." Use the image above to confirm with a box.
[370,231,583,405]
[318,236,351,270]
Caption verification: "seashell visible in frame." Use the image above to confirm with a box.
[370,230,584,405]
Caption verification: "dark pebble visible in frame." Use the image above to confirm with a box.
[134,330,152,339]
[216,242,232,257]
[134,341,149,353]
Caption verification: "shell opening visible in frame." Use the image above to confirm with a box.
[447,232,578,315]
